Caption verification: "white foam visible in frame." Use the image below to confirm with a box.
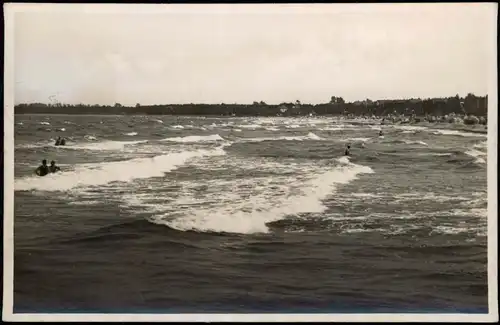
[350,192,382,198]
[16,142,50,149]
[415,152,452,157]
[125,132,138,136]
[404,140,428,146]
[474,140,487,149]
[393,192,469,203]
[68,200,101,206]
[337,124,358,128]
[39,122,50,125]
[319,127,343,131]
[65,140,147,151]
[155,160,374,234]
[120,194,173,213]
[336,156,351,165]
[465,148,487,164]
[161,134,225,143]
[394,125,428,131]
[265,127,280,131]
[431,226,483,235]
[344,137,371,143]
[469,208,488,218]
[255,118,277,125]
[306,132,322,140]
[238,124,261,129]
[343,228,385,234]
[15,147,226,192]
[474,158,486,164]
[171,125,184,129]
[244,132,323,142]
[431,129,486,138]
[465,149,486,158]
[59,128,66,132]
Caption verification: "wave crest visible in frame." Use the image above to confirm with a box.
[15,148,226,192]
[161,134,225,143]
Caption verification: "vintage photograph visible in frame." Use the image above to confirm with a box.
[4,3,498,322]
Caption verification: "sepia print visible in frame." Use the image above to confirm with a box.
[3,3,498,322]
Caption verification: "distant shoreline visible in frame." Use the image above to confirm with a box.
[13,94,488,117]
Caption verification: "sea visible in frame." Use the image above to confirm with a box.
[12,114,489,314]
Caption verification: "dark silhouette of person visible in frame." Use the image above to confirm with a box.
[55,137,66,146]
[49,160,61,173]
[344,145,351,156]
[35,159,49,176]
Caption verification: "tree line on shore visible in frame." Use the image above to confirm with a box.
[14,93,487,117]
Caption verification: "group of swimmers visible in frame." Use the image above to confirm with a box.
[55,136,66,146]
[38,130,382,174]
[35,159,61,177]
[33,136,66,176]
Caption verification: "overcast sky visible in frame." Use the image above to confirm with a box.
[9,3,497,105]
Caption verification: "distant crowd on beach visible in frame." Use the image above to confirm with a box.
[340,112,487,126]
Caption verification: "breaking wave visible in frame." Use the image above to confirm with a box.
[161,134,225,143]
[465,149,486,165]
[242,132,323,142]
[15,147,227,192]
[390,139,429,146]
[149,157,374,234]
[65,140,148,151]
[431,129,486,138]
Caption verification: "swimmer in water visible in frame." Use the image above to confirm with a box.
[379,130,384,136]
[344,145,351,156]
[35,159,49,176]
[49,160,61,173]
[55,136,66,146]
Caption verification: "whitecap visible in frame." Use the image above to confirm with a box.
[15,147,226,192]
[151,159,374,234]
[161,134,225,143]
[431,129,486,138]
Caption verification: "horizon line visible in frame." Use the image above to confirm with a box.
[13,93,489,107]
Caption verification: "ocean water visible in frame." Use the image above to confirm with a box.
[13,115,488,313]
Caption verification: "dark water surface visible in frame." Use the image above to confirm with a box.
[13,115,488,313]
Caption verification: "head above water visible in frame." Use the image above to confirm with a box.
[42,159,47,165]
[50,160,56,166]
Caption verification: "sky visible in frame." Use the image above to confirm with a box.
[8,3,498,105]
